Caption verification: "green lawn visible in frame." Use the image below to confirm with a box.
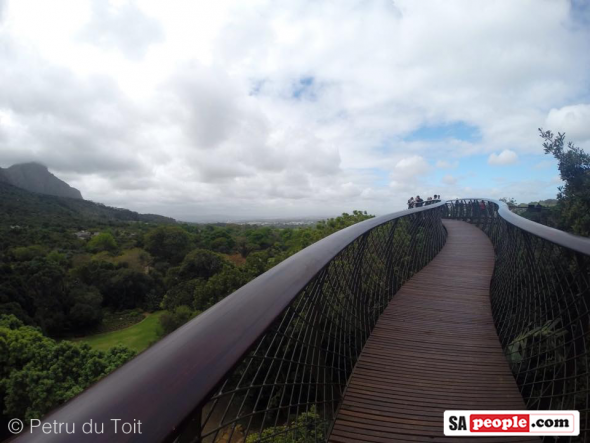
[74,311,165,353]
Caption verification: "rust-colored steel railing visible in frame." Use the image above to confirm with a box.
[446,199,590,441]
[14,203,447,443]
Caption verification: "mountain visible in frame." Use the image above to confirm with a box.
[0,162,83,199]
[0,181,175,226]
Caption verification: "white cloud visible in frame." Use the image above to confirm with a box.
[442,174,457,185]
[545,104,590,142]
[436,160,458,169]
[488,150,518,166]
[392,155,431,180]
[0,0,588,218]
[79,0,164,60]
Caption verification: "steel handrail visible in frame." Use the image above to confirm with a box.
[448,198,590,255]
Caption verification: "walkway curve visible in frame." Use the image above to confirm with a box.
[329,220,537,442]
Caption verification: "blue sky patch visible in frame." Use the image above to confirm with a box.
[292,76,315,99]
[571,0,590,27]
[370,168,390,186]
[425,154,560,200]
[405,121,481,143]
[249,79,266,96]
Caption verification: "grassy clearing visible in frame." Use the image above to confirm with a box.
[73,311,164,353]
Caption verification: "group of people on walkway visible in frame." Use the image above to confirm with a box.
[449,199,491,218]
[407,195,441,209]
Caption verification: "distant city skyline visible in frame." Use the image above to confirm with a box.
[1,0,589,219]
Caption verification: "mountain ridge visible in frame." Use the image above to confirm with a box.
[0,180,175,226]
[0,162,83,200]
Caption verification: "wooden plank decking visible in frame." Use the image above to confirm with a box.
[329,220,537,442]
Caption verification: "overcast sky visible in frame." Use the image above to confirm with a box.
[1,0,589,220]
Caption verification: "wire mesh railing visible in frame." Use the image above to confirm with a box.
[192,205,447,442]
[445,199,590,441]
[20,197,588,442]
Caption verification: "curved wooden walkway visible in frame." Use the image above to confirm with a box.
[329,220,537,442]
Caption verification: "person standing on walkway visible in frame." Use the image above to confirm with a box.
[479,200,487,216]
[407,196,415,209]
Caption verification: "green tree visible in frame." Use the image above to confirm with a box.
[68,284,103,329]
[245,406,325,443]
[178,249,228,281]
[24,258,70,334]
[193,267,247,311]
[0,263,35,326]
[0,315,135,422]
[243,250,271,278]
[209,237,232,253]
[74,260,161,311]
[87,233,118,253]
[144,226,191,264]
[10,245,45,262]
[235,236,258,257]
[499,197,518,206]
[246,227,274,250]
[46,250,69,267]
[540,129,590,236]
[158,306,197,335]
[104,269,155,310]
[161,279,200,311]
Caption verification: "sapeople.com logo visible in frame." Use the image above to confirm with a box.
[444,410,579,436]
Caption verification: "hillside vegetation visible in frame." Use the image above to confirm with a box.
[0,181,175,227]
[0,181,374,431]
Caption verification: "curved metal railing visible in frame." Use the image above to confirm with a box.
[15,202,447,443]
[445,198,590,439]
[16,198,588,442]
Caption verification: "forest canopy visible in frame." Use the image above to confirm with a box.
[0,195,373,434]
